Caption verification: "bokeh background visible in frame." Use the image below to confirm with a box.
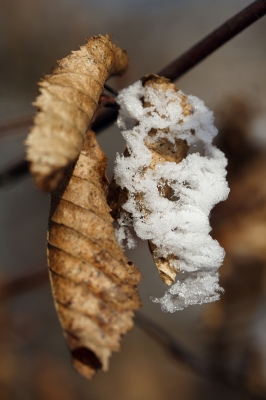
[1,0,266,399]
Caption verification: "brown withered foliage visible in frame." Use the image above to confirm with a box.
[25,35,141,380]
[48,130,141,379]
[25,34,128,192]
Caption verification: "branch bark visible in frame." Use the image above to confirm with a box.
[0,268,48,300]
[158,0,266,80]
[0,0,265,187]
[136,313,266,400]
[0,114,33,136]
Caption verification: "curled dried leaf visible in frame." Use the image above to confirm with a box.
[26,35,141,379]
[48,130,141,380]
[25,34,128,192]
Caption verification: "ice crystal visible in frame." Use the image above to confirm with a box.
[114,80,229,312]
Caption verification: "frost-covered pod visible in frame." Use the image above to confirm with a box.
[25,34,128,192]
[114,74,230,312]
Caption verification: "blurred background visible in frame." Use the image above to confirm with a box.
[0,0,266,399]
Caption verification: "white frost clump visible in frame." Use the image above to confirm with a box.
[114,80,230,313]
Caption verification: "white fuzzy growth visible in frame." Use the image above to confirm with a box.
[152,272,222,313]
[114,81,229,312]
[115,212,137,249]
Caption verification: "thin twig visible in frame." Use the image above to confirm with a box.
[136,313,266,400]
[0,114,33,136]
[0,159,30,187]
[0,266,264,400]
[104,83,118,96]
[0,0,265,187]
[72,0,266,136]
[0,268,48,300]
[135,313,210,376]
[91,103,119,132]
[158,0,266,80]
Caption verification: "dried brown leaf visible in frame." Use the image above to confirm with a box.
[25,34,128,192]
[25,35,141,380]
[48,130,141,380]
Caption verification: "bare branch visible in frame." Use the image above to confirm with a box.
[78,0,266,135]
[158,0,266,80]
[0,266,262,399]
[1,267,265,398]
[0,114,33,136]
[136,313,266,400]
[0,268,48,300]
[0,160,30,187]
[1,0,265,187]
